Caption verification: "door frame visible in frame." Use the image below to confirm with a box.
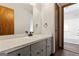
[55,3,60,52]
[59,3,76,49]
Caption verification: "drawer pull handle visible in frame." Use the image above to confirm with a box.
[17,53,21,56]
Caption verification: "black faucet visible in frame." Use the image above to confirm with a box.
[28,32,33,36]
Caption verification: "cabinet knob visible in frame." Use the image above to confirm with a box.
[41,49,43,52]
[17,53,21,56]
[37,52,40,55]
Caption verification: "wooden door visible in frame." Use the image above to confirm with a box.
[55,4,60,51]
[0,6,14,35]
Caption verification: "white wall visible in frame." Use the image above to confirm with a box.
[64,4,79,44]
[33,4,55,53]
[64,19,79,44]
[33,4,42,34]
[0,3,33,34]
[33,3,55,53]
[41,4,55,53]
[41,4,55,35]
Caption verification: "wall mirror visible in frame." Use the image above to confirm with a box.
[0,3,33,37]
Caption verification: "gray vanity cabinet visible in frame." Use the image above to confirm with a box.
[0,37,53,56]
[46,38,52,56]
[7,46,30,56]
[31,40,47,56]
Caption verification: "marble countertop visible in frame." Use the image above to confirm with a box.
[0,34,52,54]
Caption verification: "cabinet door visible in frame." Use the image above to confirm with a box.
[31,40,47,56]
[18,46,30,56]
[47,38,52,56]
[8,46,30,56]
[31,42,41,56]
[40,40,47,56]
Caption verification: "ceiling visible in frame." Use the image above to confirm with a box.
[57,3,70,6]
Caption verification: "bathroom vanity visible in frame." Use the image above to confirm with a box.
[0,34,53,56]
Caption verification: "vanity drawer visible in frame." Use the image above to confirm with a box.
[7,46,30,56]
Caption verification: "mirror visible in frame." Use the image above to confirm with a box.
[0,3,33,36]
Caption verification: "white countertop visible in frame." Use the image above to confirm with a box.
[0,34,52,53]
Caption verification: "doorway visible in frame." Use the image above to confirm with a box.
[58,3,79,54]
[64,3,79,54]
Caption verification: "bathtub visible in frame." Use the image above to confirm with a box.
[0,33,28,40]
[64,31,79,45]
